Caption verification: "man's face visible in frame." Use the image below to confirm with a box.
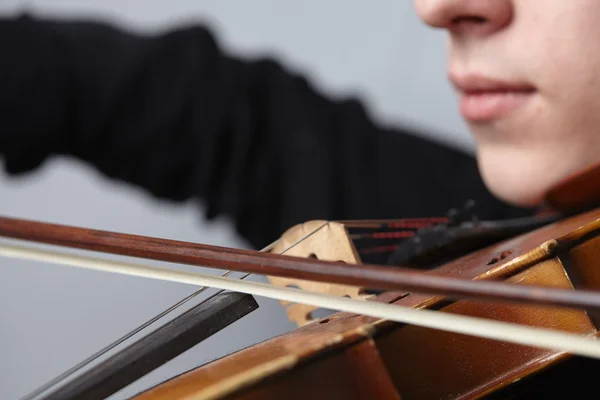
[415,0,600,208]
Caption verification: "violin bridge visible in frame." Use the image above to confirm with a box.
[267,220,374,327]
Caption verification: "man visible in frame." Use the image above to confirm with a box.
[0,12,528,250]
[416,0,600,209]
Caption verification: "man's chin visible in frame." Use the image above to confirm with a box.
[476,150,552,209]
[486,180,546,209]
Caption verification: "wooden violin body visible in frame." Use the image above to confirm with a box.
[132,208,600,400]
[4,166,600,400]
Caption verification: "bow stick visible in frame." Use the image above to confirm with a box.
[1,215,600,312]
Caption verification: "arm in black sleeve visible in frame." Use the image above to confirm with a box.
[0,14,528,249]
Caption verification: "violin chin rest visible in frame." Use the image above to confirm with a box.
[545,161,600,212]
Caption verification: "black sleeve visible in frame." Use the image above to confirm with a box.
[0,15,529,249]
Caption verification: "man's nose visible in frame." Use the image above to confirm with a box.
[414,0,513,36]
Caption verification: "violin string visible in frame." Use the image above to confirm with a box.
[17,222,328,400]
[18,283,226,400]
[336,217,447,229]
[210,222,328,285]
[18,248,272,400]
[3,241,600,360]
[350,231,416,240]
[274,222,329,254]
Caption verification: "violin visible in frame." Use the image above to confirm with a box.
[4,164,600,399]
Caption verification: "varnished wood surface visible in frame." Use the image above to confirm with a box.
[546,161,600,211]
[565,235,600,291]
[221,339,402,400]
[130,311,383,399]
[375,258,597,399]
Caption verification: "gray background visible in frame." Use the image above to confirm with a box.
[0,1,473,399]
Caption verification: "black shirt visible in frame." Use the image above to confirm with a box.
[0,15,529,249]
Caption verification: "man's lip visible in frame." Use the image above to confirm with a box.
[449,72,536,94]
[449,72,536,121]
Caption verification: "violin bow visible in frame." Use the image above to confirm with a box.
[2,214,600,363]
[3,236,600,365]
[1,215,598,311]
